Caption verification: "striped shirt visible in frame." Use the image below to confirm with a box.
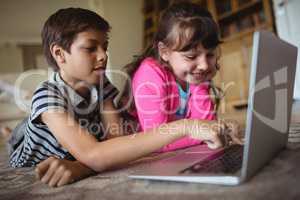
[10,72,118,167]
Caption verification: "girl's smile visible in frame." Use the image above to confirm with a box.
[160,43,218,87]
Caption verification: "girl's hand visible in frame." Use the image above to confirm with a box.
[35,157,95,187]
[185,119,244,149]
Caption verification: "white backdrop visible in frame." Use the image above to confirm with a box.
[273,0,300,99]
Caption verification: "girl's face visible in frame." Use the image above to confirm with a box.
[160,43,218,86]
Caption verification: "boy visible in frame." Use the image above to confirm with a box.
[4,7,242,187]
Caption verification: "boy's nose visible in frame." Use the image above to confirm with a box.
[97,48,107,62]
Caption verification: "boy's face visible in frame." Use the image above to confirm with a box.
[59,29,108,87]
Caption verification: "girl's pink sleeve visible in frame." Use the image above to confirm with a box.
[188,85,217,120]
[132,62,169,131]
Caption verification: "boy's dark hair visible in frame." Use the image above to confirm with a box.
[41,7,110,71]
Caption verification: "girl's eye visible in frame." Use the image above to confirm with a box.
[207,49,217,58]
[207,52,216,58]
[184,55,197,60]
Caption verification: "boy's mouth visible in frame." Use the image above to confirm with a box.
[93,66,106,75]
[93,66,106,71]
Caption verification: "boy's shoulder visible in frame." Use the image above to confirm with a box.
[32,72,64,97]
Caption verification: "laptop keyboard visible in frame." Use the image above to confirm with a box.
[180,145,244,174]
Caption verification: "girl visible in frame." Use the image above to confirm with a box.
[125,2,242,152]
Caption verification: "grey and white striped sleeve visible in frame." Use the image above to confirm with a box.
[30,82,68,123]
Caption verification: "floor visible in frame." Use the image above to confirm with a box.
[0,102,300,200]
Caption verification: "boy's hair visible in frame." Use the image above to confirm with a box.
[41,7,110,71]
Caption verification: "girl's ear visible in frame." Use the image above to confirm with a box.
[50,43,66,64]
[157,42,170,62]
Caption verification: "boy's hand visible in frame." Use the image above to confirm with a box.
[186,119,244,149]
[35,157,95,187]
[222,119,244,146]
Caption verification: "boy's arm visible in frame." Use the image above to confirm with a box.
[41,111,188,172]
[41,110,238,173]
[100,99,124,139]
[35,157,96,187]
[36,99,125,187]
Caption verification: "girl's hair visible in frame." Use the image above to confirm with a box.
[123,2,223,112]
[126,2,221,76]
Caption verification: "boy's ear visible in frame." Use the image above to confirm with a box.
[157,42,170,62]
[50,43,66,64]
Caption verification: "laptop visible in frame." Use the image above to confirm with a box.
[129,31,298,185]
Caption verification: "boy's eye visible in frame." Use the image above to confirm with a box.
[85,47,97,52]
[102,45,108,52]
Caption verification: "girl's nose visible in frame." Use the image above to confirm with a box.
[196,56,209,71]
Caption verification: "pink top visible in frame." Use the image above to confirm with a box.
[132,57,216,152]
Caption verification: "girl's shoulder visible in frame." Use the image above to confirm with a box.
[140,57,164,70]
[134,57,171,80]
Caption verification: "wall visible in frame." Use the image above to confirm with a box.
[0,0,91,43]
[0,44,23,73]
[0,0,143,90]
[101,0,143,68]
[0,0,91,73]
[90,0,143,89]
[273,0,300,99]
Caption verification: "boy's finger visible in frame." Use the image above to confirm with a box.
[57,171,73,187]
[207,140,222,149]
[48,167,65,187]
[40,159,59,184]
[211,121,225,135]
[232,136,244,145]
[35,167,41,180]
[206,132,223,149]
[228,129,244,145]
[35,157,55,180]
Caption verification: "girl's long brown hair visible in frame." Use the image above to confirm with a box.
[123,2,223,112]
